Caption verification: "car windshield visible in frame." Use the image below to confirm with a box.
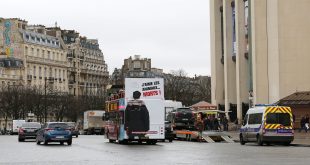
[48,123,68,129]
[266,113,291,126]
[22,122,41,128]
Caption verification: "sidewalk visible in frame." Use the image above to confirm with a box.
[226,131,310,145]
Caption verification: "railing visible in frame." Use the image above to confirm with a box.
[27,75,32,80]
[0,74,23,80]
[27,56,67,66]
[69,80,75,85]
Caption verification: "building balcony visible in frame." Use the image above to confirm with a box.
[69,80,75,85]
[68,67,77,72]
[27,75,32,80]
[26,56,67,67]
[47,77,54,83]
[0,74,23,80]
[79,82,85,86]
[67,53,75,58]
[79,55,84,60]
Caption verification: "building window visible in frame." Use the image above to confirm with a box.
[33,66,36,76]
[47,51,50,59]
[42,50,45,58]
[49,68,52,77]
[133,61,140,69]
[37,49,40,57]
[44,67,47,78]
[39,67,42,77]
[31,48,34,56]
[25,46,28,56]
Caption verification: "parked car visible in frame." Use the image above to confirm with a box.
[168,108,195,130]
[36,122,72,145]
[66,122,79,138]
[18,122,41,142]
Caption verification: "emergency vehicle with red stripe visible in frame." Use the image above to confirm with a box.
[240,105,294,146]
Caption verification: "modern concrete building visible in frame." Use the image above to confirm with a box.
[210,0,310,122]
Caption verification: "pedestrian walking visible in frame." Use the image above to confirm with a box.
[223,116,229,131]
[195,113,204,142]
[299,116,307,133]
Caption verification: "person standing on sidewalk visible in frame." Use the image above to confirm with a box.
[305,114,309,131]
[195,113,204,142]
[299,116,307,133]
[223,116,229,131]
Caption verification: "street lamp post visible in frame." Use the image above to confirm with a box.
[44,77,47,122]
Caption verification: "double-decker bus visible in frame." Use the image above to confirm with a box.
[104,78,165,144]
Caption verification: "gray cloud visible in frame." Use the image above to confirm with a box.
[1,0,210,77]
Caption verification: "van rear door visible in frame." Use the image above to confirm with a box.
[264,107,293,135]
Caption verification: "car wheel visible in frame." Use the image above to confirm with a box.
[18,138,24,142]
[169,139,173,142]
[67,139,72,145]
[60,142,64,145]
[257,135,263,146]
[240,134,245,145]
[76,135,78,138]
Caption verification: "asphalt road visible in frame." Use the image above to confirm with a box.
[0,135,310,165]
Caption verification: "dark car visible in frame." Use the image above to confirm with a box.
[18,122,41,142]
[66,122,79,138]
[168,108,195,130]
[36,122,72,145]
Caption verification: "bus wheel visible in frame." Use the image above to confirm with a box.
[119,140,128,144]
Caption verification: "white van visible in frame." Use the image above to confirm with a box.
[12,120,26,135]
[240,105,294,146]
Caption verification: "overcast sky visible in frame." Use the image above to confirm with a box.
[1,0,210,77]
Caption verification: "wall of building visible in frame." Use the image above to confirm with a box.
[251,0,269,104]
[278,0,310,102]
[210,0,225,106]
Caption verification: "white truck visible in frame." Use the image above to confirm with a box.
[12,120,26,135]
[164,100,182,120]
[83,110,105,135]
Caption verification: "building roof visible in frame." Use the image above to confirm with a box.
[190,101,217,110]
[277,91,310,105]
